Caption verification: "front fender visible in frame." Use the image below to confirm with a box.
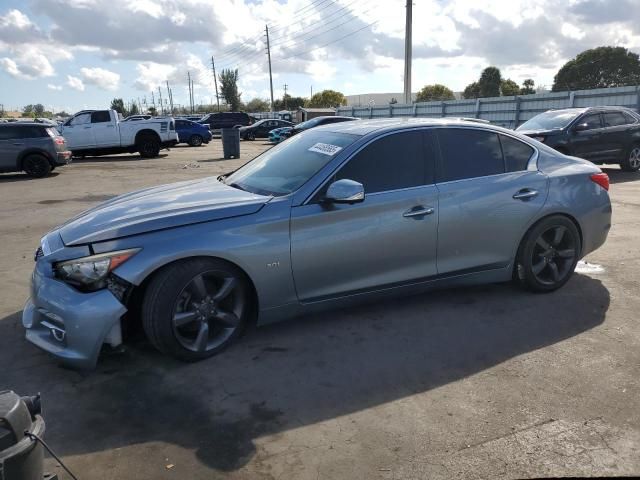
[91,198,297,311]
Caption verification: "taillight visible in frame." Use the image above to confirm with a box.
[590,172,609,191]
[53,136,65,145]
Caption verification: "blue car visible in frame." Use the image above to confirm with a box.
[268,126,293,143]
[175,119,212,147]
[23,118,611,368]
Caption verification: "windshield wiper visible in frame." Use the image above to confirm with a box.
[227,182,246,192]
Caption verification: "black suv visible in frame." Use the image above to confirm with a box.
[517,106,640,171]
[0,123,71,177]
[238,119,293,140]
[199,112,252,130]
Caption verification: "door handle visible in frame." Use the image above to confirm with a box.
[83,126,92,129]
[403,206,435,218]
[513,189,539,200]
[12,142,24,146]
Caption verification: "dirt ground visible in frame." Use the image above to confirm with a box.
[1,138,639,479]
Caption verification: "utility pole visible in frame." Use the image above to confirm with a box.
[403,0,412,104]
[211,56,220,112]
[151,91,155,111]
[283,84,288,110]
[310,86,313,98]
[166,80,173,114]
[158,86,163,115]
[187,72,192,114]
[265,24,275,112]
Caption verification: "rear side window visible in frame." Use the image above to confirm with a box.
[623,111,638,124]
[336,130,432,193]
[0,126,19,140]
[603,112,628,127]
[437,129,504,182]
[500,135,534,172]
[91,111,111,123]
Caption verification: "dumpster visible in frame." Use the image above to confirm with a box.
[221,128,240,159]
[0,391,52,480]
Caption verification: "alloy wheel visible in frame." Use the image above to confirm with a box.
[629,147,640,169]
[531,226,577,286]
[171,271,244,353]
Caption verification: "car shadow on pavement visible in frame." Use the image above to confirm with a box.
[0,274,609,473]
[602,167,640,184]
[71,154,169,163]
[0,172,60,183]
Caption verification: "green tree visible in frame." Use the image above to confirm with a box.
[33,104,45,116]
[415,84,455,102]
[147,106,157,116]
[110,98,126,116]
[273,94,306,110]
[520,78,535,95]
[54,110,69,117]
[500,78,520,96]
[478,66,502,97]
[22,104,34,117]
[245,98,270,112]
[462,82,480,99]
[129,102,139,115]
[306,89,347,108]
[552,46,640,91]
[219,68,242,111]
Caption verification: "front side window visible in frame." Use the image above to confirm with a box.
[437,129,504,182]
[336,130,430,193]
[578,113,602,130]
[224,131,360,196]
[69,113,91,126]
[516,110,579,131]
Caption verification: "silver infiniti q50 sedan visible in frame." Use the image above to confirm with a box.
[23,118,612,369]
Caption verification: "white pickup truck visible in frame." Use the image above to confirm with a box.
[59,109,179,158]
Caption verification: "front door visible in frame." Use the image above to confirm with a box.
[290,129,439,301]
[569,112,605,161]
[435,128,548,274]
[61,112,93,150]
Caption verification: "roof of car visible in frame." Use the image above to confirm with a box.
[321,117,513,136]
[0,122,49,127]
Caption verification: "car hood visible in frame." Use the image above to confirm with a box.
[58,178,270,246]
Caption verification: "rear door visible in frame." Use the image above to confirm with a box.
[91,110,119,147]
[61,112,93,149]
[569,112,605,161]
[290,129,439,301]
[435,128,547,275]
[600,111,633,162]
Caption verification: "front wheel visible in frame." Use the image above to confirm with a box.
[189,134,203,147]
[515,216,581,292]
[141,258,249,361]
[620,145,640,172]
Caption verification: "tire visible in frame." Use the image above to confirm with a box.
[247,132,256,141]
[141,258,249,361]
[515,215,581,293]
[620,144,640,172]
[189,134,203,147]
[22,154,52,178]
[137,134,161,158]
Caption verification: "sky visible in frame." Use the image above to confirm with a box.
[1,0,639,114]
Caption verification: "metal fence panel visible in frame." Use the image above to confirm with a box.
[337,84,640,129]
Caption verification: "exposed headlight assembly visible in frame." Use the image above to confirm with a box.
[55,249,140,291]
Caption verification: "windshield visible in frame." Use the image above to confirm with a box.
[224,131,359,196]
[517,110,581,131]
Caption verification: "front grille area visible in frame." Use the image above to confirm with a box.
[34,247,43,262]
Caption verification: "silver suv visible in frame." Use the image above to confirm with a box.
[0,123,71,177]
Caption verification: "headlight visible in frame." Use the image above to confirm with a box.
[531,136,545,143]
[55,248,140,291]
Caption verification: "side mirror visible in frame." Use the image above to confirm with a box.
[573,122,589,132]
[324,179,365,204]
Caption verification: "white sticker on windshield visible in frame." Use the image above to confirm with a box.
[308,143,343,156]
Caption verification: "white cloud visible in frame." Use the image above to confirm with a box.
[80,66,120,90]
[67,75,85,91]
[0,57,19,76]
[47,83,63,90]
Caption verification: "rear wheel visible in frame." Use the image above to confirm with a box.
[189,134,203,147]
[23,154,52,178]
[620,145,640,172]
[247,132,256,141]
[137,134,161,158]
[141,258,249,361]
[515,216,581,292]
